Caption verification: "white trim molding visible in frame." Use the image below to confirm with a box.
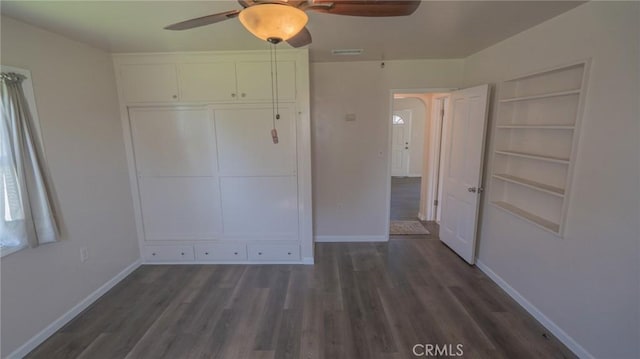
[7,259,143,359]
[314,235,387,243]
[476,260,595,359]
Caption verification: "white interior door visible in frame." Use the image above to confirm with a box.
[439,85,490,264]
[391,110,412,176]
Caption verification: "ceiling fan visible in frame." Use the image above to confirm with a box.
[165,0,421,47]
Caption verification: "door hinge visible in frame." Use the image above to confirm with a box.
[434,200,438,206]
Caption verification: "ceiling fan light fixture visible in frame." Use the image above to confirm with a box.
[239,4,308,42]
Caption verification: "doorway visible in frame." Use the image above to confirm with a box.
[386,85,491,265]
[388,90,451,235]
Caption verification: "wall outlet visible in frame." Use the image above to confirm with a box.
[80,247,89,263]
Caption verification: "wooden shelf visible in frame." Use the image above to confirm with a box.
[491,201,560,233]
[496,124,574,130]
[493,173,565,197]
[500,89,580,103]
[494,150,570,164]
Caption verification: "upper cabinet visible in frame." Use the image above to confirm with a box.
[235,61,296,102]
[115,53,299,104]
[178,62,237,102]
[119,64,179,103]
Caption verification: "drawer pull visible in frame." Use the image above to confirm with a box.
[258,252,263,255]
[152,252,156,256]
[234,252,238,255]
[241,93,246,97]
[181,252,185,256]
[288,252,292,255]
[205,252,209,255]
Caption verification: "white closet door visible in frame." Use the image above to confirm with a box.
[215,106,296,176]
[129,108,222,240]
[139,177,222,240]
[236,61,296,101]
[220,176,298,237]
[130,108,217,176]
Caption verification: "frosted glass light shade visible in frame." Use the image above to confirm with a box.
[239,4,308,42]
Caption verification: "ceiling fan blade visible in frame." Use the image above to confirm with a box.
[287,27,312,48]
[165,10,241,30]
[309,1,420,17]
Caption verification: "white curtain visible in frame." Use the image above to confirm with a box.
[0,72,58,251]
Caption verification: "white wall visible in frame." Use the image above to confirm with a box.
[464,2,640,358]
[0,16,139,356]
[311,60,463,238]
[393,97,427,176]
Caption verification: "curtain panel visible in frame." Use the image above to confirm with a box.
[1,72,58,251]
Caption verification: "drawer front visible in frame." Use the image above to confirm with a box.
[247,244,300,261]
[144,245,194,262]
[195,243,247,261]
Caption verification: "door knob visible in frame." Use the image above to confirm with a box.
[468,187,477,193]
[405,147,409,149]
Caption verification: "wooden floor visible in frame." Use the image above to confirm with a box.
[28,236,575,358]
[390,176,422,221]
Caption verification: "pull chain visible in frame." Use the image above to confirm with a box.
[269,43,280,144]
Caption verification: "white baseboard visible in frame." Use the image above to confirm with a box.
[417,212,427,221]
[301,257,314,265]
[314,235,387,243]
[8,259,143,359]
[143,260,309,265]
[475,260,594,359]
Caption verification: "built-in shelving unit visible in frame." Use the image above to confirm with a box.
[490,61,589,236]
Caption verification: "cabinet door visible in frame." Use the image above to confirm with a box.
[139,177,222,240]
[119,64,179,103]
[215,106,296,176]
[130,108,217,177]
[220,176,298,237]
[179,62,238,102]
[236,61,296,101]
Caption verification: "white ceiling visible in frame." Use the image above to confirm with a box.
[0,1,584,62]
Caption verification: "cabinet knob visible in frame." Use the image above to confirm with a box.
[231,93,236,98]
[172,95,177,99]
[287,252,292,255]
[234,252,238,255]
[205,252,209,255]
[151,252,156,256]
[241,93,246,98]
[258,252,263,255]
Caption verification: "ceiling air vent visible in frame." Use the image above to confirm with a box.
[331,49,364,56]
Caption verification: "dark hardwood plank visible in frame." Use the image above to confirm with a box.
[26,236,576,359]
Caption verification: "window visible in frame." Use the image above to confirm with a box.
[392,114,405,125]
[1,65,57,257]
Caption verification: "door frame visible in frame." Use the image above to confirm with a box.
[424,95,451,222]
[391,109,413,177]
[385,88,457,240]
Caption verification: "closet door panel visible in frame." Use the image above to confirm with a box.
[220,176,298,237]
[236,61,296,101]
[139,177,222,240]
[119,64,178,103]
[130,108,216,176]
[179,62,238,102]
[215,107,296,176]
